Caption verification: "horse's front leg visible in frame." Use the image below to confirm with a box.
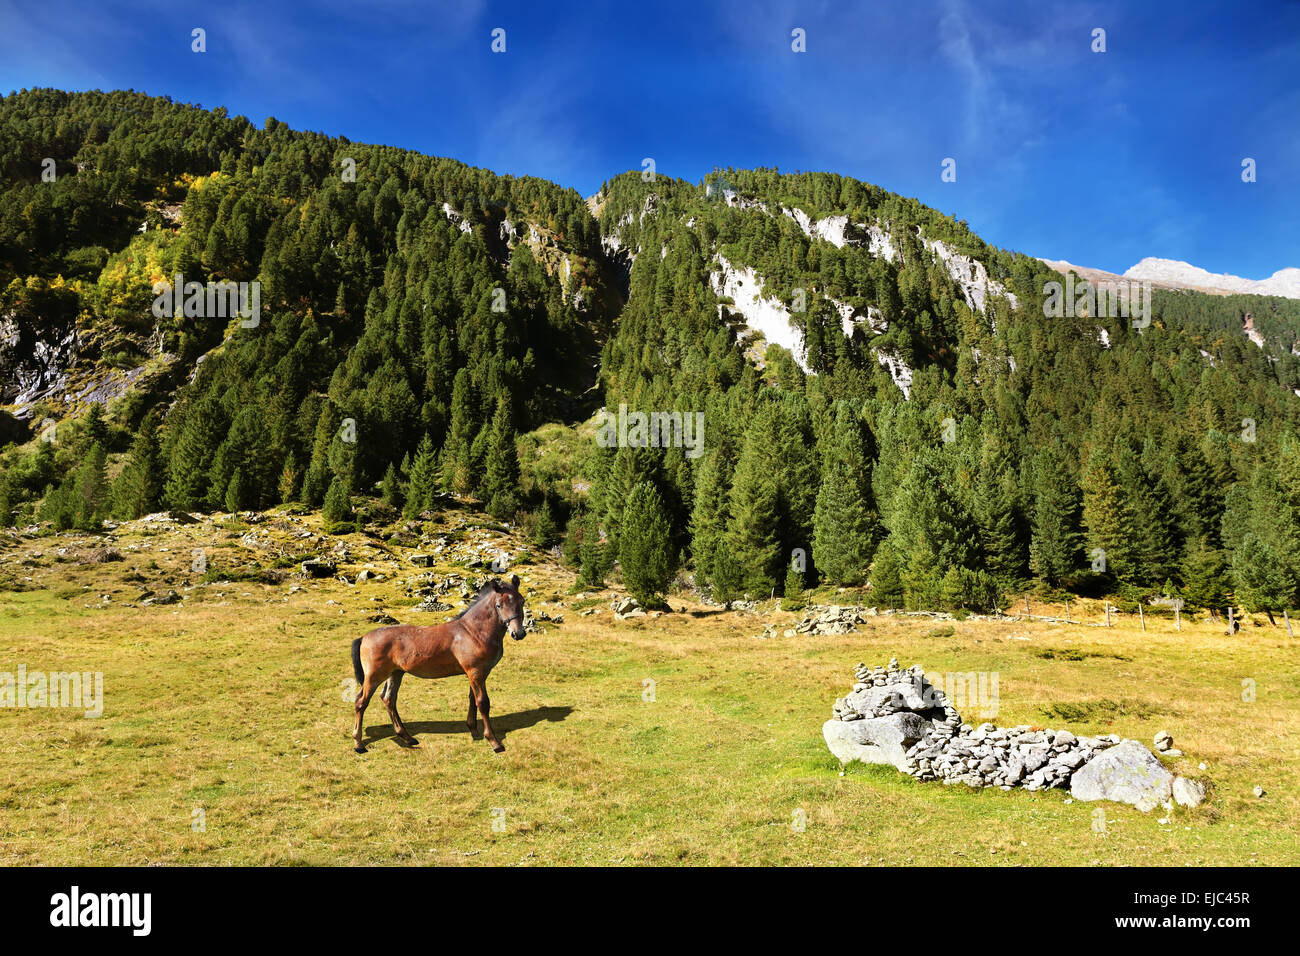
[466,686,479,738]
[467,671,503,753]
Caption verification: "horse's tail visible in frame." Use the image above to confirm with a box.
[351,637,365,686]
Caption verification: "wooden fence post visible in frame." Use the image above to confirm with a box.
[1138,603,1146,632]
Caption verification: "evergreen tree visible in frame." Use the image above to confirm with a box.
[278,456,300,504]
[382,461,404,512]
[781,558,806,610]
[224,467,247,513]
[811,403,879,585]
[726,420,784,597]
[1181,535,1229,614]
[579,512,612,587]
[405,434,438,517]
[533,496,560,550]
[111,415,163,519]
[1029,446,1081,585]
[689,446,733,587]
[483,395,521,519]
[619,481,676,605]
[323,475,352,524]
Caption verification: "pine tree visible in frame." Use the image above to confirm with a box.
[726,421,784,597]
[440,369,476,494]
[1181,535,1229,614]
[224,467,247,513]
[619,481,676,605]
[382,461,404,512]
[811,403,879,585]
[405,434,438,517]
[689,446,733,587]
[869,537,905,608]
[533,496,560,550]
[1029,446,1081,586]
[278,456,300,504]
[323,475,352,525]
[579,512,612,587]
[1081,453,1136,582]
[68,442,108,530]
[483,394,521,519]
[165,398,224,510]
[781,559,806,610]
[885,450,975,607]
[112,416,163,519]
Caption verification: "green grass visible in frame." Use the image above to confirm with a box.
[1,516,1298,865]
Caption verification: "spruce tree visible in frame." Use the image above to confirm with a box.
[405,434,438,517]
[1029,446,1081,586]
[533,496,560,550]
[726,420,784,597]
[483,394,521,520]
[382,461,404,512]
[112,416,163,519]
[278,456,299,504]
[579,512,612,587]
[811,403,879,586]
[323,475,352,525]
[224,467,247,513]
[688,446,733,587]
[619,481,676,605]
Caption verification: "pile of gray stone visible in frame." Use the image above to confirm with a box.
[823,658,1206,811]
[612,597,646,620]
[793,605,876,635]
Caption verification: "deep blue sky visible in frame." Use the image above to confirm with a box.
[2,0,1297,277]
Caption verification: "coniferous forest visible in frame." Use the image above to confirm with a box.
[4,88,1300,618]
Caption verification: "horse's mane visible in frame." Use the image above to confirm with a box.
[451,580,496,620]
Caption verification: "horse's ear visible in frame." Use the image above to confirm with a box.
[510,574,520,590]
[490,579,502,592]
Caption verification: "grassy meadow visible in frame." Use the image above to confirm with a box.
[1,509,1297,866]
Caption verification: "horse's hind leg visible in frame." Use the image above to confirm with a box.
[353,654,393,754]
[466,686,479,738]
[381,671,417,746]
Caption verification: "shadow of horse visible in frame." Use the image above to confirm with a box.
[364,705,573,748]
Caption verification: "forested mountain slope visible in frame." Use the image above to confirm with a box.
[4,89,1300,617]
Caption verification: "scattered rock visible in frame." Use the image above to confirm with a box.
[1253,785,1266,798]
[143,589,181,606]
[368,613,399,625]
[1172,776,1206,808]
[300,558,336,578]
[612,597,646,620]
[81,548,123,564]
[1154,730,1173,752]
[408,553,436,568]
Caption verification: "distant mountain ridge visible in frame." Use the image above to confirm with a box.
[1037,255,1300,300]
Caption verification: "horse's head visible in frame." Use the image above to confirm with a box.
[492,575,526,640]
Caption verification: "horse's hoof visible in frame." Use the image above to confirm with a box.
[492,742,505,753]
[398,735,419,747]
[354,745,367,754]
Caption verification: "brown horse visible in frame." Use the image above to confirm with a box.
[350,575,526,754]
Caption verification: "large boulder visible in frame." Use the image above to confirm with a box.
[1070,739,1173,811]
[823,713,931,770]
